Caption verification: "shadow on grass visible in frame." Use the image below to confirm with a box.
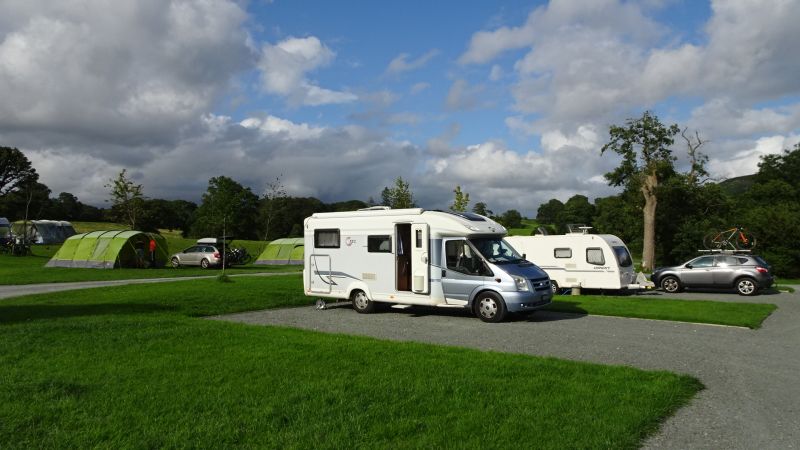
[544,300,590,316]
[0,303,176,325]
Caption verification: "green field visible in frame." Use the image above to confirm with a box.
[547,295,776,329]
[0,276,702,448]
[507,218,542,236]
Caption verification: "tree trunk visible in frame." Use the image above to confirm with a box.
[640,172,658,272]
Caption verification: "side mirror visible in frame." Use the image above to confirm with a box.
[522,253,527,260]
[685,264,693,269]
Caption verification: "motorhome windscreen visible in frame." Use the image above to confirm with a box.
[612,246,633,267]
[470,237,524,264]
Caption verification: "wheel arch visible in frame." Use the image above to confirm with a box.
[346,282,374,301]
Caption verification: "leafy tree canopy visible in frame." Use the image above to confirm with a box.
[0,146,38,197]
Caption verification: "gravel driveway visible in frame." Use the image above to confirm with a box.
[213,288,800,449]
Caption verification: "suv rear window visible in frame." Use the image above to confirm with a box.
[752,255,770,267]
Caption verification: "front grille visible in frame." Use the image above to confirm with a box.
[530,277,551,292]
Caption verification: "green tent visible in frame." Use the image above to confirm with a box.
[254,238,304,265]
[46,230,169,269]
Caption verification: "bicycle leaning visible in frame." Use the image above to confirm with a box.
[703,226,756,251]
[224,247,252,266]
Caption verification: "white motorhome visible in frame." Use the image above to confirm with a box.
[303,207,553,322]
[505,229,644,292]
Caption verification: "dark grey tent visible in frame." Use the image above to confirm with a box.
[13,220,76,244]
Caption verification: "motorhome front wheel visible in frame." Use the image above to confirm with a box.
[475,292,507,323]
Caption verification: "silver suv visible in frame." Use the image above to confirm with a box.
[651,254,774,296]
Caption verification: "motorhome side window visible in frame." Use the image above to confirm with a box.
[368,235,391,253]
[586,248,605,265]
[314,229,340,248]
[554,248,572,258]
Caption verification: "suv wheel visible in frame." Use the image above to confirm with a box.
[736,277,758,296]
[660,276,683,293]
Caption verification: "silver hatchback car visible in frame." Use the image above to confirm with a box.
[170,244,223,269]
[651,254,774,296]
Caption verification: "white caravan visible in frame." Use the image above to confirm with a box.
[303,207,553,322]
[505,231,644,292]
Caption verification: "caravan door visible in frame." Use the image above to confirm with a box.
[410,223,430,293]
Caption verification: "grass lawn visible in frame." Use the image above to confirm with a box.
[0,251,300,285]
[547,295,777,329]
[0,276,703,448]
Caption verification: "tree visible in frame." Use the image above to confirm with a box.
[261,174,288,241]
[601,111,679,271]
[0,146,38,197]
[451,185,470,212]
[472,202,492,217]
[558,195,595,231]
[329,199,368,212]
[106,169,145,230]
[381,177,415,208]
[681,128,709,186]
[536,199,564,226]
[497,209,523,228]
[191,176,260,239]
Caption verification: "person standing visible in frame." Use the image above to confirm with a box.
[148,238,156,268]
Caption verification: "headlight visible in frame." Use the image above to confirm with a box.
[512,275,529,291]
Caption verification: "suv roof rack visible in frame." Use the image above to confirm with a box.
[697,249,752,254]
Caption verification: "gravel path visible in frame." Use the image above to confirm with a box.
[213,288,800,449]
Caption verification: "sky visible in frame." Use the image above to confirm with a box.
[1,0,799,216]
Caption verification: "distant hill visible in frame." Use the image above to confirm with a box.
[717,174,755,196]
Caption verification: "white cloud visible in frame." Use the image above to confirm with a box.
[458,0,663,65]
[257,36,357,106]
[489,65,503,81]
[710,134,800,179]
[420,139,618,213]
[410,82,430,95]
[459,0,800,185]
[385,49,439,75]
[445,79,484,111]
[0,0,252,151]
[688,99,800,139]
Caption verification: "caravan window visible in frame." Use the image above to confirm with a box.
[586,248,605,265]
[368,235,392,253]
[612,246,633,267]
[554,248,572,258]
[314,229,340,248]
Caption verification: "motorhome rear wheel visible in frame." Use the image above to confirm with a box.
[351,290,376,313]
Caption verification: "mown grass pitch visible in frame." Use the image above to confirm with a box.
[0,276,702,449]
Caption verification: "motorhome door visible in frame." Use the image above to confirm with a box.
[411,223,430,293]
[308,254,332,294]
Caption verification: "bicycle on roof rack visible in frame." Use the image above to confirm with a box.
[703,226,756,251]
